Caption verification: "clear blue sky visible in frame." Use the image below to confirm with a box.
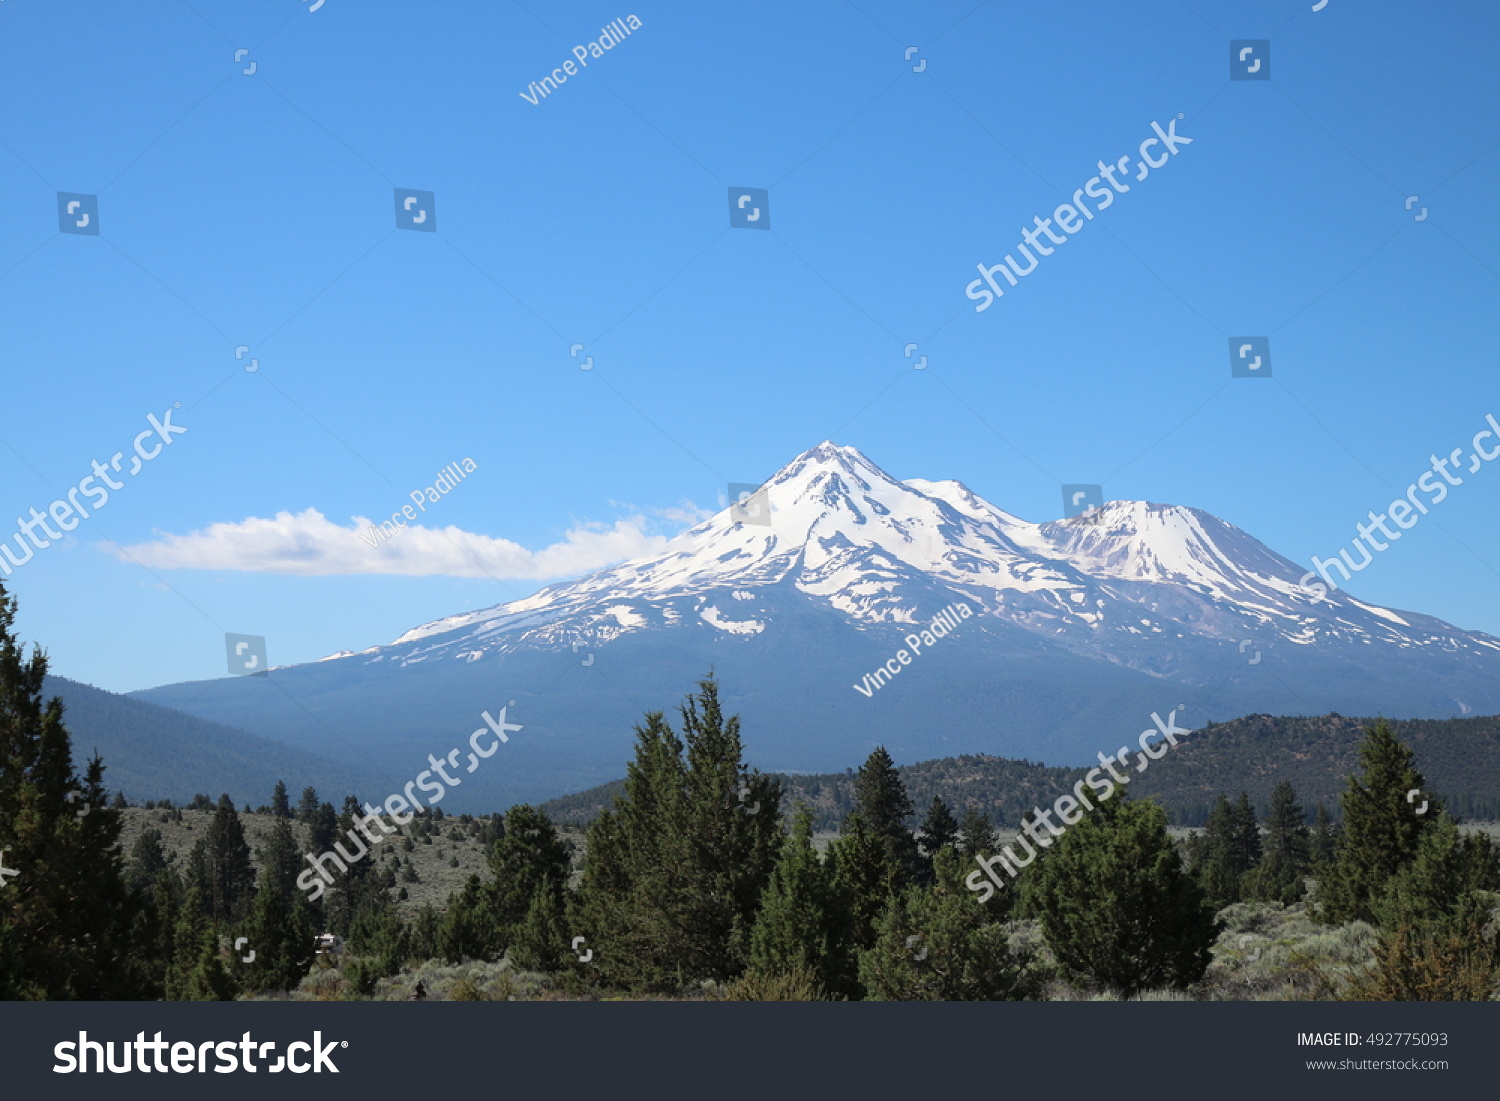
[1,0,1497,694]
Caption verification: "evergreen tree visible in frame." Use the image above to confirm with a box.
[483,804,571,956]
[574,712,683,990]
[166,887,237,1001]
[310,801,339,856]
[1347,922,1500,1001]
[354,904,412,982]
[0,583,145,999]
[124,829,183,995]
[748,806,838,990]
[1352,815,1500,1003]
[438,875,495,963]
[1317,720,1436,925]
[508,884,570,973]
[1230,792,1262,872]
[859,850,1041,1002]
[824,746,923,985]
[1242,780,1310,904]
[918,796,960,859]
[131,863,183,1001]
[676,676,785,977]
[409,904,442,962]
[1026,795,1219,997]
[323,797,391,937]
[956,808,994,858]
[1191,795,1239,909]
[1309,804,1340,867]
[270,780,291,819]
[574,676,782,991]
[126,828,173,894]
[826,812,900,967]
[242,816,317,992]
[189,795,256,925]
[1375,812,1495,934]
[1191,792,1260,909]
[475,813,505,848]
[297,786,320,824]
[849,746,920,882]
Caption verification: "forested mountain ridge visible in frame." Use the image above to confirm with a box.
[42,674,388,803]
[540,712,1500,828]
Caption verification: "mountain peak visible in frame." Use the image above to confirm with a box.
[373,442,1498,676]
[767,440,891,492]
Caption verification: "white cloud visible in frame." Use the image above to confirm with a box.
[111,508,683,579]
[650,501,716,526]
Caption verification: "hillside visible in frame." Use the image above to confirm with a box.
[540,711,1500,829]
[1133,712,1500,822]
[44,674,389,806]
[113,803,561,919]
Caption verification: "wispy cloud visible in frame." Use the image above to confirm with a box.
[111,508,691,579]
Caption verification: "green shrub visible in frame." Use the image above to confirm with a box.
[719,967,826,1001]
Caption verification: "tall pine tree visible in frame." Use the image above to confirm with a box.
[574,676,781,991]
[1309,804,1340,868]
[1242,780,1310,904]
[918,796,960,859]
[956,807,994,858]
[482,804,571,958]
[748,805,838,992]
[188,795,256,925]
[0,583,145,999]
[824,747,922,995]
[242,815,317,992]
[1317,720,1435,925]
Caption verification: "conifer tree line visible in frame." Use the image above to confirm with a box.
[2,576,1498,1000]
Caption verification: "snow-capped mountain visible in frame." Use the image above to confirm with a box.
[133,442,1500,810]
[349,441,1500,677]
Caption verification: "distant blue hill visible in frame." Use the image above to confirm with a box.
[45,674,389,808]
